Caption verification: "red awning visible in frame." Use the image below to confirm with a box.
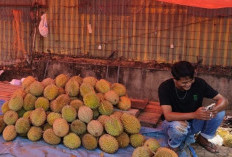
[157,0,232,9]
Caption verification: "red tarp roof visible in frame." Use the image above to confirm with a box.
[157,0,232,9]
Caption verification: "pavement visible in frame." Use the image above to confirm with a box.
[192,143,232,157]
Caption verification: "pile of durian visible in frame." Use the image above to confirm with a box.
[0,74,177,156]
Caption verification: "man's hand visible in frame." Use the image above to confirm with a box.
[194,107,212,120]
[205,103,218,118]
[210,106,219,118]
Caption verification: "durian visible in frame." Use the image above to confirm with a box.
[53,118,69,137]
[30,108,46,126]
[55,74,69,88]
[63,133,81,149]
[130,133,145,148]
[71,119,87,135]
[35,97,49,111]
[65,79,79,97]
[132,146,152,157]
[27,126,43,141]
[3,125,17,141]
[29,81,44,96]
[95,79,111,93]
[43,84,59,100]
[61,105,77,122]
[15,117,30,134]
[121,113,141,134]
[43,128,61,145]
[78,106,93,123]
[87,120,103,137]
[154,147,178,157]
[104,90,119,105]
[82,133,98,150]
[104,117,123,136]
[3,110,18,125]
[99,134,119,154]
[116,132,130,148]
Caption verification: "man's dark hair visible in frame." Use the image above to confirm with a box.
[171,61,195,80]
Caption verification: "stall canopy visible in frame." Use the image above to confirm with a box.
[157,0,232,9]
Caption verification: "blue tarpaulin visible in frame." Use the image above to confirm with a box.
[0,100,196,157]
[0,99,168,157]
[0,127,168,157]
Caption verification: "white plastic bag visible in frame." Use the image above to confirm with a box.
[39,13,48,37]
[208,134,223,146]
[10,79,22,86]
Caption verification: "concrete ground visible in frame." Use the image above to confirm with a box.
[191,143,232,157]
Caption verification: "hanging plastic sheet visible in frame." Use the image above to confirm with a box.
[156,0,232,9]
[39,13,48,37]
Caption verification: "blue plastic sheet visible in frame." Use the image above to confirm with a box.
[0,99,169,157]
[0,136,133,157]
[0,127,168,157]
[0,99,195,157]
[0,99,5,115]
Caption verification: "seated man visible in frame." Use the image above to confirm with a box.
[158,61,228,154]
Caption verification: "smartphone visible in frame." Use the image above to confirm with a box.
[205,103,215,111]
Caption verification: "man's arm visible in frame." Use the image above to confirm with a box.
[161,105,212,122]
[211,94,228,116]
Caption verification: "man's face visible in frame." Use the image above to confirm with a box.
[174,76,195,91]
